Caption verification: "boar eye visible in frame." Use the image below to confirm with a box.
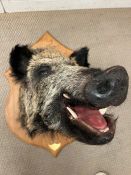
[34,65,52,79]
[38,65,51,75]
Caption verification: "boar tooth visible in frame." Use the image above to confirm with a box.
[66,107,78,119]
[100,127,109,133]
[99,108,107,115]
[63,93,71,99]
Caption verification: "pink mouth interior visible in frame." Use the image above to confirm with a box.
[72,106,107,130]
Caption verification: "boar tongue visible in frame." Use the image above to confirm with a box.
[72,106,107,130]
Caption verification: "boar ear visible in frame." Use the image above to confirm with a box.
[9,44,33,81]
[70,47,90,67]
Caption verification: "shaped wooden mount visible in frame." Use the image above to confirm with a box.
[5,32,74,157]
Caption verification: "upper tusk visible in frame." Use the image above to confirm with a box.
[63,93,71,99]
[99,108,107,115]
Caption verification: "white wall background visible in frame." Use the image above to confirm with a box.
[0,1,4,13]
[0,0,131,13]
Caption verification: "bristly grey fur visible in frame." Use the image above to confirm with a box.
[18,47,91,135]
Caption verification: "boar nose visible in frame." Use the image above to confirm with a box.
[85,66,129,108]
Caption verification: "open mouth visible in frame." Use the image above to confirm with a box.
[63,93,116,135]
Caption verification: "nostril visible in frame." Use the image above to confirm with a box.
[97,80,113,95]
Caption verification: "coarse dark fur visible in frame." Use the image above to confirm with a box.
[9,44,129,145]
